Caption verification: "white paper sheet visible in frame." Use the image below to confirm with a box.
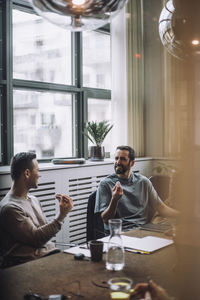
[99,235,173,253]
[64,243,108,257]
[64,235,173,256]
[64,246,91,257]
[133,236,173,252]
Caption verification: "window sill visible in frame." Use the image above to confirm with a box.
[0,157,156,175]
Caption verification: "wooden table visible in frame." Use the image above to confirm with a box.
[0,229,178,300]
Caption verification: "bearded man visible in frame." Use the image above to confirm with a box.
[94,145,178,232]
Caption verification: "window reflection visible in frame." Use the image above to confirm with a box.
[13,90,75,159]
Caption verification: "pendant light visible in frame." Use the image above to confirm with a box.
[159,0,200,60]
[29,0,128,31]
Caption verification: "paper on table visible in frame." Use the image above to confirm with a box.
[64,235,173,256]
[134,236,173,252]
[64,243,107,257]
[64,246,91,257]
[99,235,140,249]
[99,235,173,253]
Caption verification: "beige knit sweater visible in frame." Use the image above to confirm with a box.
[0,191,62,262]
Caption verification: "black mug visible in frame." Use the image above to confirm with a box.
[89,240,104,262]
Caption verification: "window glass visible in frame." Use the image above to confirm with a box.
[83,31,111,89]
[88,98,112,155]
[13,9,72,85]
[13,90,75,159]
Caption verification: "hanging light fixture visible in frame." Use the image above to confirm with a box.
[159,0,200,59]
[29,0,128,31]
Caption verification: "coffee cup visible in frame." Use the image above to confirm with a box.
[89,240,104,262]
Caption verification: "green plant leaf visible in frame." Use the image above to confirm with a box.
[83,120,113,146]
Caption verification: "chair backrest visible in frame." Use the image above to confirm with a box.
[86,190,105,242]
[149,175,170,202]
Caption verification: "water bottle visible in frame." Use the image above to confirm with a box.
[106,219,124,271]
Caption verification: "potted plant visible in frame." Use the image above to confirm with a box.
[83,120,113,161]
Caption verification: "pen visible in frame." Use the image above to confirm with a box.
[124,247,150,255]
[55,242,77,247]
[79,245,88,249]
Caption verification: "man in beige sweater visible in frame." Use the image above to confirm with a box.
[0,152,73,267]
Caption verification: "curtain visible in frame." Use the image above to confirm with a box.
[110,7,128,156]
[163,48,192,156]
[126,0,144,157]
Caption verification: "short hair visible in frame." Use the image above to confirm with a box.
[10,152,36,181]
[116,145,135,161]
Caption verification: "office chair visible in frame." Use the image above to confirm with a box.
[144,175,173,231]
[149,175,171,202]
[86,190,105,242]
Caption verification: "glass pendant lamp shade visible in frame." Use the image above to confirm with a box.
[159,0,200,60]
[29,0,128,31]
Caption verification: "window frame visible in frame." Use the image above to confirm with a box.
[0,0,111,165]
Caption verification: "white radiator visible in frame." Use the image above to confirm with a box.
[0,159,152,247]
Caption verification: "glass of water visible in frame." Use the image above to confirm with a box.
[108,277,133,300]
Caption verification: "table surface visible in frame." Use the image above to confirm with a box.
[0,229,178,300]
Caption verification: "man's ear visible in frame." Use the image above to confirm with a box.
[24,169,31,179]
[130,160,135,167]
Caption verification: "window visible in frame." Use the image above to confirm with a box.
[0,1,111,165]
[88,98,112,155]
[13,89,75,159]
[13,10,72,85]
[83,30,111,89]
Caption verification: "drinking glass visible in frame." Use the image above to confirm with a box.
[108,277,133,300]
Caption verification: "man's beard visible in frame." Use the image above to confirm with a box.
[29,179,38,189]
[114,163,130,174]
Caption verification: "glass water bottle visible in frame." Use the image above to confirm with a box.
[106,219,124,271]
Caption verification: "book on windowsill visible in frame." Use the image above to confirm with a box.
[52,158,86,164]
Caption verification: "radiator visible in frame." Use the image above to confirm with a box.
[0,159,152,247]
